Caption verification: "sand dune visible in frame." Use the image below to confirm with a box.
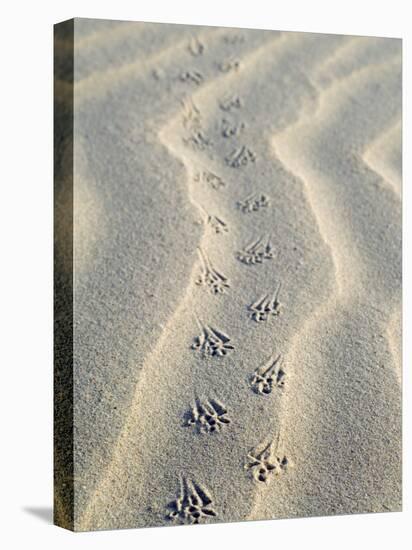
[55,19,401,530]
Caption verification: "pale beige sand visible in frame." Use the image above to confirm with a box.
[59,19,401,530]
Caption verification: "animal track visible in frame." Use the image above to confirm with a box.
[207,214,228,233]
[151,68,164,80]
[225,145,256,168]
[237,192,270,213]
[236,235,273,265]
[250,353,285,394]
[192,317,234,357]
[179,70,204,85]
[167,476,217,524]
[218,59,241,73]
[249,284,283,322]
[222,34,245,45]
[219,95,243,112]
[181,100,211,150]
[193,169,225,190]
[188,36,204,56]
[182,99,202,129]
[195,247,230,294]
[185,398,231,433]
[184,130,211,150]
[196,203,228,233]
[221,118,245,138]
[245,440,289,483]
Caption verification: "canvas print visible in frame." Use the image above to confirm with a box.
[54,18,402,531]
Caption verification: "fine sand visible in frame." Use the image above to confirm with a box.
[55,19,402,530]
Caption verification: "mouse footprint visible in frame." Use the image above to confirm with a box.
[195,247,230,294]
[250,353,286,394]
[184,397,231,434]
[192,317,234,357]
[237,235,273,265]
[167,476,217,524]
[249,283,283,322]
[245,439,289,483]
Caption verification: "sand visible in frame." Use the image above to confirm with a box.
[54,19,402,531]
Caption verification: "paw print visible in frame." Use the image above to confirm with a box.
[237,235,273,265]
[237,192,270,213]
[221,118,245,138]
[249,284,282,322]
[184,398,231,433]
[219,94,243,112]
[195,247,230,294]
[193,170,225,190]
[225,145,256,168]
[192,318,234,357]
[187,36,204,57]
[250,354,285,395]
[245,440,289,483]
[179,70,204,85]
[167,477,217,524]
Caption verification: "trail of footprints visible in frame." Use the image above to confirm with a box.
[165,35,291,524]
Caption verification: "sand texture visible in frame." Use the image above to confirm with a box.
[54,19,402,531]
